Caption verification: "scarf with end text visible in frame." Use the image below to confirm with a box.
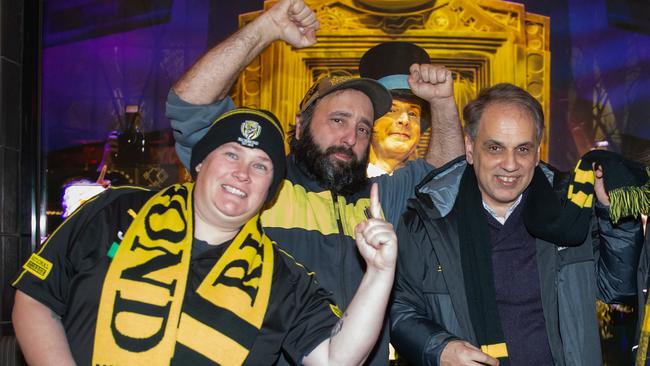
[456,166,510,365]
[93,183,274,365]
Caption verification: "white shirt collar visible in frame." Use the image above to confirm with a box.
[482,194,523,225]
[367,163,389,178]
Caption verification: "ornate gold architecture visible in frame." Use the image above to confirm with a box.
[233,0,550,159]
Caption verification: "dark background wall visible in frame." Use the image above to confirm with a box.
[0,0,40,336]
[39,0,262,153]
[523,0,650,170]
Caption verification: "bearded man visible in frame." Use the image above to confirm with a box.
[166,0,465,363]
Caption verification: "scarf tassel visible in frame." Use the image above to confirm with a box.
[609,168,650,224]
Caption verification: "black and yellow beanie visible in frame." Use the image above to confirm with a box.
[190,108,286,202]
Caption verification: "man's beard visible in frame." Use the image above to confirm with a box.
[292,127,369,195]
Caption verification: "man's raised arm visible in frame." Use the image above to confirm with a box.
[172,0,319,105]
[408,64,464,167]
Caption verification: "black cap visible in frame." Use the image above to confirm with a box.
[299,76,392,121]
[190,108,286,203]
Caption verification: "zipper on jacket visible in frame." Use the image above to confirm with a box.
[332,192,350,306]
[411,200,444,273]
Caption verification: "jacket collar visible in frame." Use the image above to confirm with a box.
[286,153,325,193]
[414,156,556,218]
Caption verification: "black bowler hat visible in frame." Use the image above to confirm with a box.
[359,42,432,130]
[359,42,431,91]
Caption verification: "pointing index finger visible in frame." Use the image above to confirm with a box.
[369,183,382,219]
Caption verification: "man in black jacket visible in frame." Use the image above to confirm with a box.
[391,83,643,366]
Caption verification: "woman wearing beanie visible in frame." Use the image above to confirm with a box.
[12,107,398,366]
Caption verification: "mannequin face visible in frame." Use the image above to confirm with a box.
[371,98,422,166]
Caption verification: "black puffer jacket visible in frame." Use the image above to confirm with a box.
[390,157,642,366]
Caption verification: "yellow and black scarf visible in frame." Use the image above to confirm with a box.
[93,183,274,365]
[456,166,510,364]
[523,163,595,247]
[526,150,648,246]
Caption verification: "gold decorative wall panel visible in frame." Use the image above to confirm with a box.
[233,0,550,159]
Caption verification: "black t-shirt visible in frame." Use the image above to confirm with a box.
[13,187,338,365]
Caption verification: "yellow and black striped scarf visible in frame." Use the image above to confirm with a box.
[523,163,595,246]
[93,183,274,365]
[526,150,648,246]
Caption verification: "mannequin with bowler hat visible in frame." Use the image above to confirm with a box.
[360,42,462,177]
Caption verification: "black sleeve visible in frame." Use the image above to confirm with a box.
[390,211,460,366]
[12,187,148,315]
[279,258,340,364]
[593,202,643,303]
